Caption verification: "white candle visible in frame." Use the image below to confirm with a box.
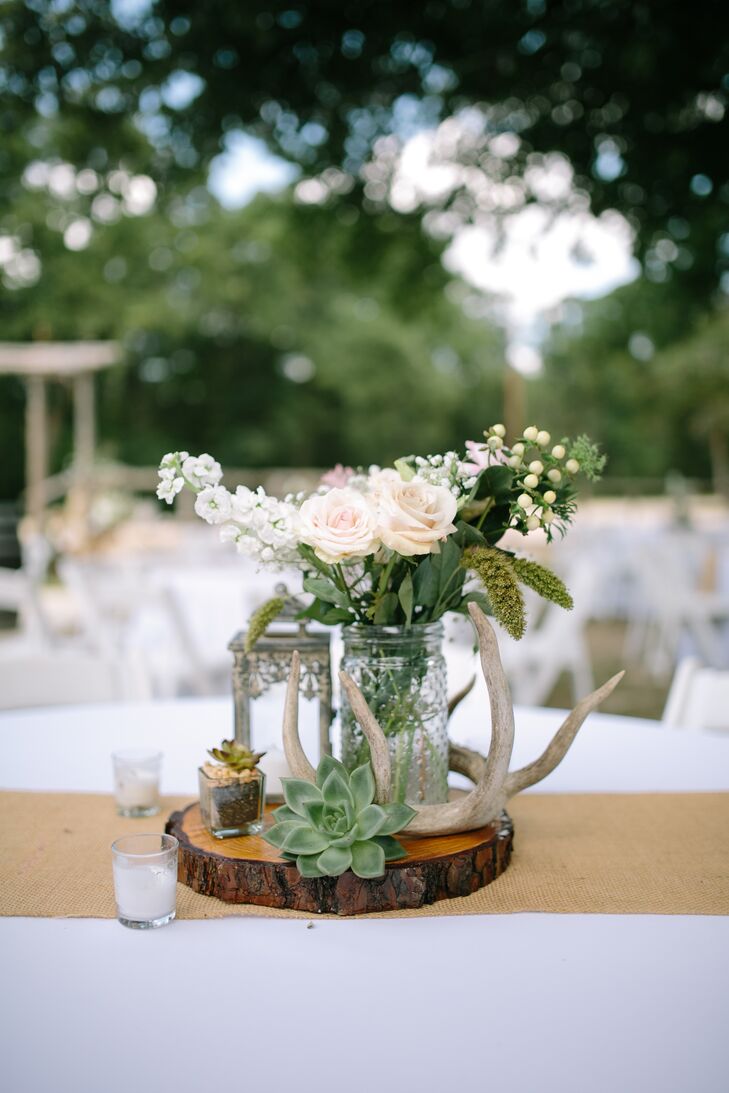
[113,862,177,922]
[258,747,292,799]
[111,834,178,929]
[112,751,162,816]
[115,768,158,809]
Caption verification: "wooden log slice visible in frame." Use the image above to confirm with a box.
[166,802,513,916]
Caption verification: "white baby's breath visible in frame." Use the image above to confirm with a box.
[413,450,474,497]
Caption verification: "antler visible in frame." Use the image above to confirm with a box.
[365,602,515,835]
[338,671,392,803]
[504,669,625,797]
[448,674,475,717]
[280,603,624,837]
[281,650,316,782]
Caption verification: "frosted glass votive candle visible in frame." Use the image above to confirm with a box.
[112,750,162,817]
[111,833,178,929]
[258,746,291,801]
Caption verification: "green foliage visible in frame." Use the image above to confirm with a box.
[263,755,415,879]
[465,465,515,546]
[461,546,526,641]
[536,274,727,487]
[3,1,726,293]
[208,739,265,772]
[653,310,729,494]
[244,596,286,652]
[0,193,505,502]
[511,558,574,611]
[2,3,723,504]
[568,436,608,482]
[461,546,576,638]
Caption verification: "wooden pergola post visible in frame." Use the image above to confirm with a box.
[0,341,120,529]
[25,375,48,525]
[70,371,97,519]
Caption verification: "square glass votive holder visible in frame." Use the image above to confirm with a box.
[111,833,178,929]
[199,765,266,838]
[112,750,162,817]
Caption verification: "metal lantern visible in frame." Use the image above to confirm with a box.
[228,587,332,760]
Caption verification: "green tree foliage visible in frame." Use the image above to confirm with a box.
[656,311,729,494]
[0,188,505,499]
[2,0,727,292]
[1,2,727,503]
[535,278,728,486]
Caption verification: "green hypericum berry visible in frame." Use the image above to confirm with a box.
[263,756,415,880]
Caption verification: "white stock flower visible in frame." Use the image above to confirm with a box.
[235,535,260,558]
[159,450,188,469]
[377,479,457,556]
[156,476,184,504]
[220,523,243,546]
[299,488,380,563]
[220,485,301,568]
[194,486,232,524]
[182,453,223,488]
[156,451,189,503]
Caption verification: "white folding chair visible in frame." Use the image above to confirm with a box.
[624,531,729,675]
[662,657,729,733]
[0,541,55,647]
[0,649,151,710]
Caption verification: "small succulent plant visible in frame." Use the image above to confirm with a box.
[207,739,265,772]
[263,755,415,879]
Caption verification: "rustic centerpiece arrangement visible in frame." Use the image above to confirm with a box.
[160,424,622,914]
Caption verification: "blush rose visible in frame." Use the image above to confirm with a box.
[299,488,381,564]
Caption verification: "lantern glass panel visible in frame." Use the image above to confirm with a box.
[228,619,332,762]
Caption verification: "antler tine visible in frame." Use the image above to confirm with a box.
[448,742,487,783]
[281,651,317,783]
[401,604,516,835]
[339,669,392,804]
[447,674,476,718]
[505,669,626,798]
[447,603,514,818]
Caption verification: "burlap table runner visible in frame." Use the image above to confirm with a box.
[1,790,727,918]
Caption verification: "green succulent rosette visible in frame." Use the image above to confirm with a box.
[207,739,265,772]
[263,755,415,879]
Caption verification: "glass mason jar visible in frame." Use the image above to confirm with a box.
[198,766,266,838]
[340,622,449,806]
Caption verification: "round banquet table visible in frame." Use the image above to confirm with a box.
[1,697,728,1093]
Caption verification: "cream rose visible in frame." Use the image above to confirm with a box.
[299,488,380,564]
[377,479,458,556]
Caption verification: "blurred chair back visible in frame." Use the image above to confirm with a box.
[0,533,55,647]
[444,558,596,740]
[662,657,729,732]
[0,650,151,710]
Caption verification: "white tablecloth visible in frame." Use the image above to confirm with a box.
[1,699,728,1093]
